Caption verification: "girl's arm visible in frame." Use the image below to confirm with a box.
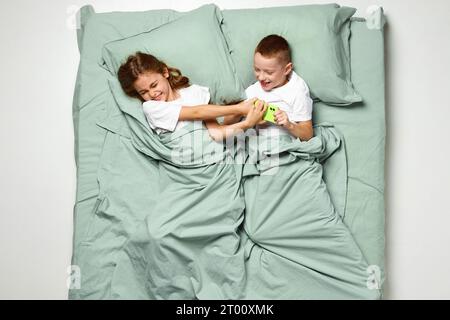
[205,102,267,142]
[205,120,252,142]
[178,98,257,121]
[222,99,266,125]
[222,114,243,125]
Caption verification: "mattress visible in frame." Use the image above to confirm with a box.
[69,5,386,299]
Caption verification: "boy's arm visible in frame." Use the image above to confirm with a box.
[178,98,257,121]
[274,109,313,141]
[285,120,314,141]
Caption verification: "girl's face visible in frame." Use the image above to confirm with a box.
[253,52,292,91]
[133,70,177,102]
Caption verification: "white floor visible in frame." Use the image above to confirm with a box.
[1,0,450,299]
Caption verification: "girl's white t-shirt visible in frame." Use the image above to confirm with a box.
[142,84,210,135]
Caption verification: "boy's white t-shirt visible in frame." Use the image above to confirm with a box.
[142,84,210,135]
[245,71,313,137]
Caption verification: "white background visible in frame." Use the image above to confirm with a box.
[1,0,449,299]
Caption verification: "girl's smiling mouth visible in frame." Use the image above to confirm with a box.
[152,93,163,101]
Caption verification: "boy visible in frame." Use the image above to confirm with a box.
[225,34,313,141]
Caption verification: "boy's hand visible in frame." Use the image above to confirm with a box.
[244,100,267,128]
[274,109,292,129]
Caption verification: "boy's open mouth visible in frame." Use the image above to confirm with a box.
[260,80,271,88]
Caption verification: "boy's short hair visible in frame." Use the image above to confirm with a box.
[255,34,291,64]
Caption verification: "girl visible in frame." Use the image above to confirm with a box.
[114,52,266,299]
[118,51,266,141]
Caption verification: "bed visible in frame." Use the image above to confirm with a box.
[69,3,386,299]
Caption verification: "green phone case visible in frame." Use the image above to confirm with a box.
[263,104,279,123]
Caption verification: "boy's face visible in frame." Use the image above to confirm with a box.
[253,52,292,91]
[134,70,172,102]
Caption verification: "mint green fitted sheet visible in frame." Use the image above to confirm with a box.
[314,18,386,280]
[70,6,386,299]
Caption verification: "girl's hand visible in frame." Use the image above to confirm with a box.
[274,109,292,129]
[253,100,269,127]
[238,98,258,115]
[244,100,267,128]
[257,119,269,127]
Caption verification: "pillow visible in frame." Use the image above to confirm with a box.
[101,4,245,104]
[221,4,361,106]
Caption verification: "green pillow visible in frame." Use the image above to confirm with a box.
[101,4,244,104]
[221,4,361,106]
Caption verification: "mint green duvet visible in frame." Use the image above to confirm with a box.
[70,5,386,300]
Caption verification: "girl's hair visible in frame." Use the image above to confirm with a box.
[117,52,190,101]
